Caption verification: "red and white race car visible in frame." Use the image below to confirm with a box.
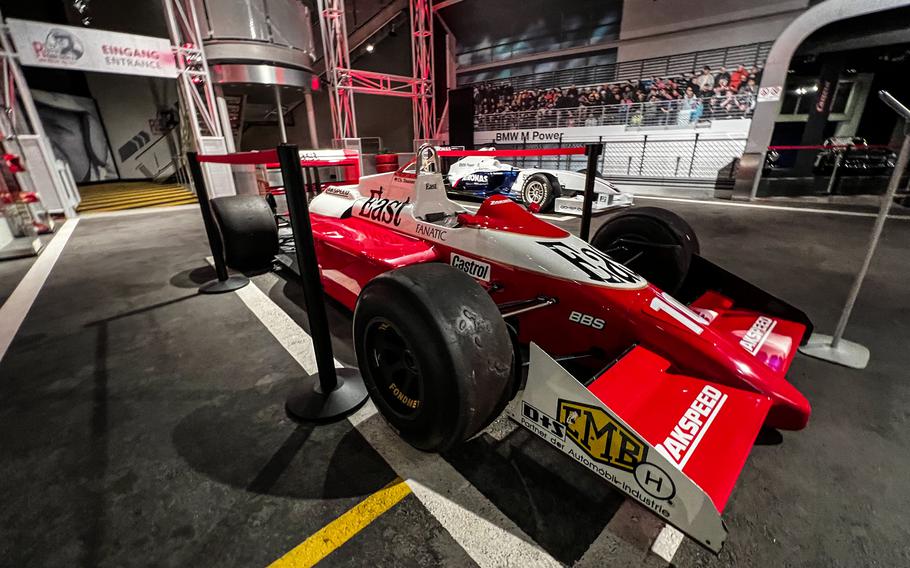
[211,145,812,553]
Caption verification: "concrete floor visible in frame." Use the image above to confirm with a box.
[0,253,36,306]
[1,199,908,567]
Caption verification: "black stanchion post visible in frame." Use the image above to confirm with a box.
[186,152,249,294]
[579,143,603,242]
[278,144,368,421]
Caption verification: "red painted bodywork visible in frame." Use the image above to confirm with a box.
[587,346,771,511]
[457,196,569,238]
[307,193,811,434]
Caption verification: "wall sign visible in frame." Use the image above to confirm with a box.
[757,86,783,103]
[8,18,177,79]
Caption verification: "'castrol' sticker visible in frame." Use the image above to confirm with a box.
[450,253,491,282]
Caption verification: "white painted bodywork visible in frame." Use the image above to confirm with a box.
[446,156,633,215]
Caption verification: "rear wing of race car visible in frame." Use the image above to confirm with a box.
[508,343,772,553]
[676,254,813,345]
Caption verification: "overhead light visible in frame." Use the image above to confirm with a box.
[365,44,374,53]
[811,85,818,92]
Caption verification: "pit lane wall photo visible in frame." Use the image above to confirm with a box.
[473,118,751,199]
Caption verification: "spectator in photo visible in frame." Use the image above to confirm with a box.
[630,92,646,126]
[741,78,758,114]
[694,66,715,93]
[471,59,765,125]
[729,65,747,91]
[749,65,763,84]
[678,86,697,126]
[691,97,705,123]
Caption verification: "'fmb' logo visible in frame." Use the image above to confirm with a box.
[33,29,84,62]
[557,399,647,473]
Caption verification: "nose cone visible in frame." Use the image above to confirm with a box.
[765,381,811,430]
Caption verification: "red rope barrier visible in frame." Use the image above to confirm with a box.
[437,147,586,157]
[768,144,894,151]
[196,149,279,165]
[263,158,360,169]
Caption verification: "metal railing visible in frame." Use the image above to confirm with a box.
[474,94,756,131]
[460,42,772,92]
[475,135,747,181]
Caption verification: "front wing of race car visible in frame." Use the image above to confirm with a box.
[507,343,773,553]
[553,191,634,215]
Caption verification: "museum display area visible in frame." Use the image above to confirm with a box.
[1,1,910,567]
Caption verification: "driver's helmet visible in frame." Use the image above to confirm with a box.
[418,145,438,174]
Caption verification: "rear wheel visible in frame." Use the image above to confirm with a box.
[210,195,279,271]
[591,206,699,293]
[354,263,513,452]
[521,174,556,212]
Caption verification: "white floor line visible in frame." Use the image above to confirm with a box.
[0,219,79,363]
[231,275,343,373]
[635,195,910,220]
[349,402,561,568]
[650,525,685,563]
[79,204,198,219]
[232,271,560,567]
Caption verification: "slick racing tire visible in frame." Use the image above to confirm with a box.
[591,206,699,293]
[521,174,556,212]
[210,195,279,271]
[353,263,513,452]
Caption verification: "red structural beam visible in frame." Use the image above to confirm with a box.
[437,148,587,157]
[196,149,279,165]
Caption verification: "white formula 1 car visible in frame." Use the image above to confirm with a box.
[445,154,633,214]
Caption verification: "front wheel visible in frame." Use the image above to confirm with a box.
[521,174,556,212]
[353,264,513,452]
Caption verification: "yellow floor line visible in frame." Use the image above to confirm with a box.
[79,185,186,198]
[78,192,196,210]
[80,183,185,192]
[267,477,412,568]
[78,187,191,204]
[84,198,198,213]
[78,191,195,208]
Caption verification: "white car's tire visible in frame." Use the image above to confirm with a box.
[521,174,556,212]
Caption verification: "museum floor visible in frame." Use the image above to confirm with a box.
[1,198,908,567]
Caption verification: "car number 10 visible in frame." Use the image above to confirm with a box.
[649,291,710,335]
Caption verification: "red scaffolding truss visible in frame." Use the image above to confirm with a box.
[317,0,436,143]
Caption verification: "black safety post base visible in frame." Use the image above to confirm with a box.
[285,367,369,422]
[199,275,250,294]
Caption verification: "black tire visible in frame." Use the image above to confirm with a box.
[521,174,556,212]
[210,195,279,271]
[591,206,699,293]
[353,263,513,452]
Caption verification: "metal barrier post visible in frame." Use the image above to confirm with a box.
[277,144,368,421]
[579,143,603,242]
[825,151,842,195]
[186,152,250,294]
[800,91,910,369]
